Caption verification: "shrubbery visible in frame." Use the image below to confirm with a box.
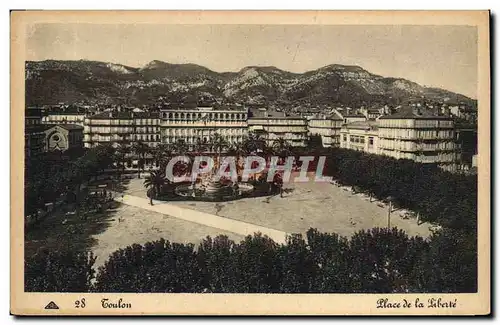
[25,227,476,293]
[25,249,96,292]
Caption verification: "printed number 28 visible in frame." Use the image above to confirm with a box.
[75,298,86,308]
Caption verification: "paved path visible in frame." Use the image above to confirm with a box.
[111,192,289,244]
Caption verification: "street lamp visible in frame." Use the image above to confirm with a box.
[387,196,394,229]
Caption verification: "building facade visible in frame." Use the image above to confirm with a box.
[248,117,308,147]
[340,121,379,154]
[43,124,84,152]
[307,117,343,147]
[84,111,160,148]
[25,125,47,158]
[378,108,457,169]
[25,107,44,126]
[42,112,86,126]
[160,107,248,150]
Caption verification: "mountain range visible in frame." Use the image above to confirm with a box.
[25,59,476,109]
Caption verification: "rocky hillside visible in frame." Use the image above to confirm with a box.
[25,59,476,108]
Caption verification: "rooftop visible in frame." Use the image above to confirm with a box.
[379,106,453,120]
[344,120,379,131]
[89,111,159,119]
[343,114,366,118]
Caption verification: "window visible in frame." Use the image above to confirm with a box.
[369,137,374,146]
[343,135,347,142]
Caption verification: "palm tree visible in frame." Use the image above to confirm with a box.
[194,137,207,154]
[115,143,131,179]
[272,138,293,158]
[68,159,91,219]
[242,132,266,154]
[211,133,229,168]
[143,170,167,205]
[131,141,150,178]
[95,144,116,175]
[152,143,173,170]
[171,139,189,156]
[227,142,247,178]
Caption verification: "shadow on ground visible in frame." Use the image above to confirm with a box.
[25,176,132,258]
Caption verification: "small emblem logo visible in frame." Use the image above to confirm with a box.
[44,301,59,310]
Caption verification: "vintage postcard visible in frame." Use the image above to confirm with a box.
[11,10,490,315]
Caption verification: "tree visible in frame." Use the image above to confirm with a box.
[306,134,324,150]
[277,234,315,292]
[144,170,167,202]
[197,235,239,292]
[242,132,266,154]
[152,143,172,170]
[211,133,229,164]
[131,141,150,178]
[194,137,207,154]
[25,249,96,292]
[68,159,91,219]
[227,142,247,177]
[231,233,281,293]
[115,143,131,179]
[171,139,189,156]
[306,229,351,292]
[322,147,477,232]
[348,227,426,293]
[94,239,203,292]
[413,228,477,293]
[271,138,293,158]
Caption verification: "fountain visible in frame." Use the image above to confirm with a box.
[173,155,257,201]
[174,175,255,201]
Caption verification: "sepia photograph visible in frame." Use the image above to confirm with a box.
[10,10,490,315]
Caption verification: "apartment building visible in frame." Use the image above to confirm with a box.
[340,120,379,154]
[42,112,86,126]
[84,110,160,148]
[307,117,343,147]
[248,116,308,147]
[160,106,248,150]
[378,107,457,169]
[25,107,44,126]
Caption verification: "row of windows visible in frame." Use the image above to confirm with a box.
[379,119,454,128]
[342,135,375,146]
[162,128,247,136]
[248,120,307,126]
[259,126,308,133]
[162,136,244,144]
[266,133,308,140]
[379,149,457,163]
[379,129,455,139]
[86,134,160,142]
[161,112,247,120]
[307,121,343,128]
[378,140,456,151]
[135,119,159,125]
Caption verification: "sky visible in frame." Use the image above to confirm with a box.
[26,24,478,98]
